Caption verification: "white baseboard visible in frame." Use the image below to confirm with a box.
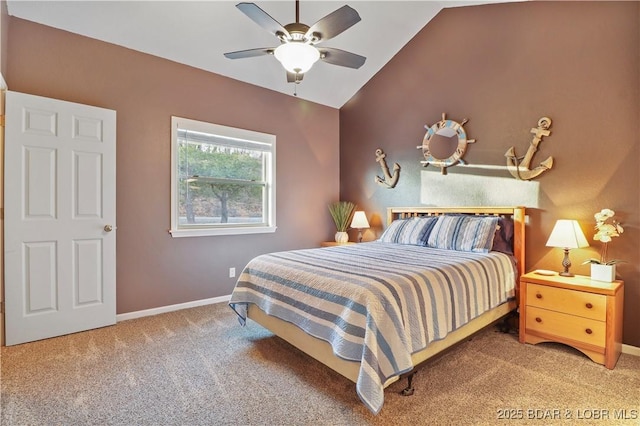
[622,343,640,357]
[116,294,231,322]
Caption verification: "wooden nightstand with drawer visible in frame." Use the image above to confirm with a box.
[519,272,624,369]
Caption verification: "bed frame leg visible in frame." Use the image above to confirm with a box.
[497,311,518,334]
[400,371,416,396]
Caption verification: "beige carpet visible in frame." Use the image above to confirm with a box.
[2,302,639,425]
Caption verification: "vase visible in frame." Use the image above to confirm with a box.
[334,231,349,243]
[590,264,616,282]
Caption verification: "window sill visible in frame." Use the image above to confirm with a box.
[169,226,277,238]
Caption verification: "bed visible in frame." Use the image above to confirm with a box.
[229,206,526,414]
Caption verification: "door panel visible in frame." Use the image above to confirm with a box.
[73,239,103,305]
[25,241,57,314]
[5,91,116,345]
[25,146,57,218]
[23,107,57,136]
[74,151,102,217]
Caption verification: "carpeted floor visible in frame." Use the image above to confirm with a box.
[1,302,639,425]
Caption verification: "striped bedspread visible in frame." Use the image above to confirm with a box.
[229,242,516,414]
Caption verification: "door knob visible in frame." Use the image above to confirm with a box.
[104,224,114,232]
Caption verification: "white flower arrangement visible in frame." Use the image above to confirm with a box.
[584,208,624,265]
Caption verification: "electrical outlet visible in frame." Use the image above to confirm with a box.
[229,267,236,278]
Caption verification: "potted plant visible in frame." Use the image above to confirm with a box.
[582,208,624,282]
[328,201,356,243]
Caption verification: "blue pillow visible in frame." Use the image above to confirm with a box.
[379,217,437,245]
[427,215,499,253]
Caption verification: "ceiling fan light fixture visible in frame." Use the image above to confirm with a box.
[274,42,320,74]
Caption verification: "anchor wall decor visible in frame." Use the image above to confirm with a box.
[418,113,476,175]
[375,148,400,188]
[505,117,554,180]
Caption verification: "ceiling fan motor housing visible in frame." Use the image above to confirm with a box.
[283,22,310,42]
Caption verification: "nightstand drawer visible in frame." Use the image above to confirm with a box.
[526,283,606,321]
[526,306,606,348]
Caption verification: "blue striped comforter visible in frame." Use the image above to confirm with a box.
[229,242,516,414]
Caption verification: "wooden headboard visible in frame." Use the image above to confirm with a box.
[387,206,526,279]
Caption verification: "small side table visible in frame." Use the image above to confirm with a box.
[519,271,624,369]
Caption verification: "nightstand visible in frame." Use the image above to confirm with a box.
[320,242,356,247]
[519,272,624,369]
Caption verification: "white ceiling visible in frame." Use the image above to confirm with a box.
[7,0,511,108]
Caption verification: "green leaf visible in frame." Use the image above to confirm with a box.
[328,201,356,232]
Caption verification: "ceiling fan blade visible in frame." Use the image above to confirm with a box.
[236,3,290,39]
[305,5,361,43]
[224,48,274,59]
[286,72,303,83]
[318,47,366,69]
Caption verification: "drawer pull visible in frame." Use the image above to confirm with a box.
[535,317,542,323]
[585,328,593,335]
[585,302,593,309]
[535,293,542,299]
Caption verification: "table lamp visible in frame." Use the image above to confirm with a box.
[350,211,370,243]
[545,219,589,277]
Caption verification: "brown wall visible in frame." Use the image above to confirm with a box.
[6,18,340,314]
[340,2,640,346]
[0,1,7,77]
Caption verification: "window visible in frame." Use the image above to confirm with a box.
[170,117,276,237]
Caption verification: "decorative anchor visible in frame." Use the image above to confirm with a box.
[505,117,554,180]
[375,148,400,188]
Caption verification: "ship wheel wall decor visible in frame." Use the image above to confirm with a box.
[418,113,476,175]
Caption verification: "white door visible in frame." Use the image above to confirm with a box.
[4,91,116,346]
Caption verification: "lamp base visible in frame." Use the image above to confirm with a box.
[560,248,573,277]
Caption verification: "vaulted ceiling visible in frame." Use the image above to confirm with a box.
[7,1,516,108]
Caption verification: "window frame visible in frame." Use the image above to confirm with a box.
[170,116,276,238]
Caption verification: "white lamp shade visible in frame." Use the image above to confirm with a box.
[545,219,589,249]
[274,42,320,74]
[350,211,370,229]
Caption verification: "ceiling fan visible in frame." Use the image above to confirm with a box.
[224,1,366,84]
